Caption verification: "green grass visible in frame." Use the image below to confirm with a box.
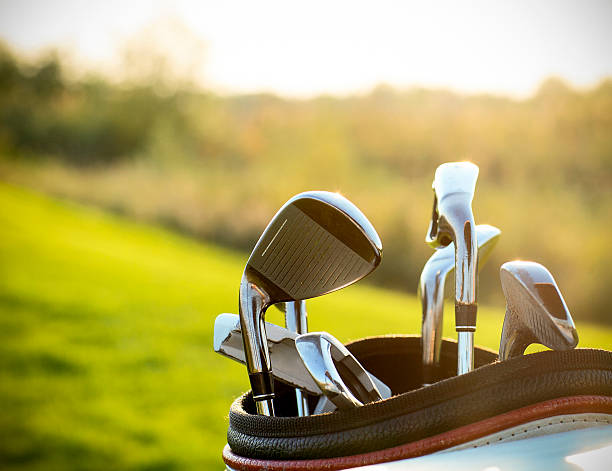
[0,182,610,470]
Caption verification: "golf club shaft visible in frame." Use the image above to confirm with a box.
[420,225,500,384]
[256,399,274,416]
[457,331,474,374]
[453,216,478,375]
[285,301,310,416]
[239,277,275,415]
[426,163,479,377]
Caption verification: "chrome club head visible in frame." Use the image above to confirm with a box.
[425,162,479,375]
[240,191,383,415]
[214,313,392,415]
[420,224,500,383]
[285,301,310,416]
[214,313,391,400]
[295,332,383,410]
[214,312,321,395]
[499,261,579,360]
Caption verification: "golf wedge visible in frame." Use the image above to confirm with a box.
[239,191,382,415]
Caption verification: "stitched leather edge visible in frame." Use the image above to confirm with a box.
[445,412,612,450]
[223,395,612,471]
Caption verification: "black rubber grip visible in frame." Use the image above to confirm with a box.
[455,303,477,330]
[249,372,275,401]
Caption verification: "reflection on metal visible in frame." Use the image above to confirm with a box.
[239,191,383,415]
[214,314,391,400]
[499,261,579,360]
[425,162,479,375]
[296,332,384,410]
[420,225,500,383]
[285,301,310,416]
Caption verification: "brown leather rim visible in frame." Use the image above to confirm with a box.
[223,395,612,470]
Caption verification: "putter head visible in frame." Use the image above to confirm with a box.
[214,313,320,394]
[214,313,392,402]
[296,332,383,410]
[420,225,501,379]
[240,191,383,414]
[499,261,579,360]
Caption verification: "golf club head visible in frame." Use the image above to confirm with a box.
[296,332,384,410]
[214,313,319,394]
[426,162,479,251]
[239,193,382,414]
[499,261,579,360]
[420,225,501,381]
[424,162,479,375]
[214,313,391,401]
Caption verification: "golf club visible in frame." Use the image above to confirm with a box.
[239,191,382,415]
[296,332,384,410]
[285,301,309,415]
[499,261,579,360]
[420,224,501,384]
[214,313,391,408]
[425,162,479,375]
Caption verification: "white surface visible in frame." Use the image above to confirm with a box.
[355,425,612,471]
[446,413,612,451]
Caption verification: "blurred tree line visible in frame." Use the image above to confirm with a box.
[1,43,611,325]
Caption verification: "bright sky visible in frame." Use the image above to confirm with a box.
[1,0,611,97]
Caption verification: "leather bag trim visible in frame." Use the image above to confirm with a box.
[223,395,612,471]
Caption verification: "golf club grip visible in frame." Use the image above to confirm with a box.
[455,303,477,331]
[248,371,275,402]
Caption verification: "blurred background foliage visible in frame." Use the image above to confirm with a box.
[1,41,610,324]
[1,15,612,468]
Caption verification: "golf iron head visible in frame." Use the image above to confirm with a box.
[295,332,385,410]
[214,313,391,412]
[419,224,501,384]
[499,261,579,360]
[425,162,479,375]
[239,191,382,415]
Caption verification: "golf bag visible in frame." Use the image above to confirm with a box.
[222,335,612,470]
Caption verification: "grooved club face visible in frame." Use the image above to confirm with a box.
[295,332,383,410]
[246,193,382,300]
[499,261,579,360]
[239,191,382,414]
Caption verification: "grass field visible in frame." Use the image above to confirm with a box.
[1,182,611,470]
